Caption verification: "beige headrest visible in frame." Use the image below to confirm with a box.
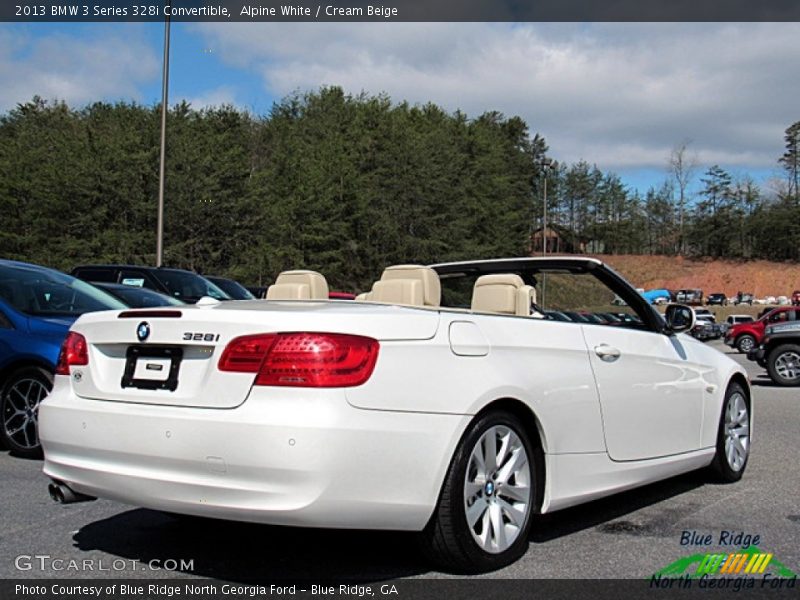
[371,279,424,306]
[471,273,533,317]
[266,270,329,301]
[475,273,524,288]
[379,265,441,307]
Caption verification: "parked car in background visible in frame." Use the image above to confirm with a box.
[725,306,800,353]
[749,321,800,386]
[726,315,754,326]
[793,290,800,306]
[690,319,716,341]
[206,276,256,300]
[777,296,790,305]
[733,292,754,306]
[91,282,184,308]
[642,289,671,305]
[722,314,754,335]
[694,308,716,323]
[706,293,728,306]
[676,289,703,305]
[0,260,125,458]
[71,265,231,304]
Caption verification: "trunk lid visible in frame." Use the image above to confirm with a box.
[68,301,439,408]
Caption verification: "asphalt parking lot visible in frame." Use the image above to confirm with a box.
[1,340,798,581]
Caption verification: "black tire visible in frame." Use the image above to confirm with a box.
[420,410,537,573]
[766,344,800,387]
[735,334,756,354]
[708,382,750,483]
[0,366,52,459]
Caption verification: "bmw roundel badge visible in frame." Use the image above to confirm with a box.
[136,321,150,342]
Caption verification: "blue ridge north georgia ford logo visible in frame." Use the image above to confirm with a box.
[136,322,150,342]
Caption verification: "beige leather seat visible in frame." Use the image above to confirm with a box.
[361,265,441,307]
[266,270,329,300]
[471,273,537,317]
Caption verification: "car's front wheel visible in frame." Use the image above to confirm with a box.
[767,344,800,386]
[0,366,52,459]
[421,410,537,573]
[736,334,756,354]
[709,382,750,482]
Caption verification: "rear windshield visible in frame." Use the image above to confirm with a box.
[0,264,126,317]
[152,270,231,301]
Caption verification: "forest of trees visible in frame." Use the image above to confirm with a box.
[0,87,798,291]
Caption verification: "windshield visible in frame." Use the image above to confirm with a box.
[152,270,231,302]
[0,264,126,317]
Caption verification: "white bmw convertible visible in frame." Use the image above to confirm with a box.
[39,257,751,572]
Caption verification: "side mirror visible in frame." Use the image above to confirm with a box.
[663,304,696,334]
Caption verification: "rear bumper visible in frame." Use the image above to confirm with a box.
[39,377,469,531]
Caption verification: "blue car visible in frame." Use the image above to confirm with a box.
[0,260,125,458]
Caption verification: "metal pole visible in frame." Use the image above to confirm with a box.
[156,8,171,267]
[541,163,549,307]
[542,172,547,257]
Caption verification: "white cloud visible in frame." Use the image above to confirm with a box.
[193,22,800,171]
[182,85,238,109]
[0,25,159,111]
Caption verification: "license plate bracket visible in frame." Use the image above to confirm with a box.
[121,346,183,391]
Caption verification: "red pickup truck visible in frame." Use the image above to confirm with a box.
[725,306,800,353]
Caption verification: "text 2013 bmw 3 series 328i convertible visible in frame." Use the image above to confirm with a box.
[39,258,751,572]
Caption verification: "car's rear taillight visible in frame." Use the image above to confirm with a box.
[55,332,89,375]
[218,332,379,388]
[218,334,278,372]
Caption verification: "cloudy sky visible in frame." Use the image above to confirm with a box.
[1,22,798,193]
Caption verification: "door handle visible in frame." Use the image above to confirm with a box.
[594,344,621,362]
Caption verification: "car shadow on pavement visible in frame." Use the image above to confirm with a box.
[73,471,708,582]
[750,375,781,387]
[530,470,708,543]
[73,509,427,582]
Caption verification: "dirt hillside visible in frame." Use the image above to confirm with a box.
[589,254,800,298]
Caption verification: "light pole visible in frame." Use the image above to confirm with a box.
[156,4,171,267]
[537,158,556,308]
[538,158,555,256]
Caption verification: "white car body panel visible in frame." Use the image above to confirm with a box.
[39,258,750,534]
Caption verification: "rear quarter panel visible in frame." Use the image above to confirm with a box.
[345,312,607,454]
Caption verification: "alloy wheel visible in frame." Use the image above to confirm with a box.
[774,351,800,382]
[723,391,750,472]
[738,336,755,353]
[2,377,48,450]
[463,425,531,554]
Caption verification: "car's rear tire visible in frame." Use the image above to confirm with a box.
[736,334,756,354]
[708,382,750,483]
[767,344,800,386]
[0,366,52,459]
[420,410,537,573]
